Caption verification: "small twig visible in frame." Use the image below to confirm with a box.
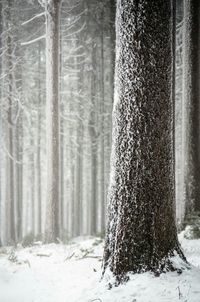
[36,253,51,257]
[177,286,183,300]
[64,252,75,261]
[76,254,101,261]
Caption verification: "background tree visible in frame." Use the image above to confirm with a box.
[182,0,200,227]
[44,0,61,243]
[3,0,16,245]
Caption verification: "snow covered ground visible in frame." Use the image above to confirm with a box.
[0,233,200,302]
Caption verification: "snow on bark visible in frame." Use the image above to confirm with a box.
[103,0,186,280]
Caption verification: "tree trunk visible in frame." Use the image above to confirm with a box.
[89,41,98,236]
[4,0,15,245]
[0,0,2,246]
[103,0,186,281]
[100,9,105,236]
[45,0,61,243]
[31,135,35,236]
[37,41,42,236]
[15,52,23,242]
[183,0,200,217]
[59,33,64,239]
[74,38,84,236]
[16,115,23,242]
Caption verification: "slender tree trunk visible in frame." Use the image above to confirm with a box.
[31,135,35,236]
[59,36,64,238]
[74,128,83,236]
[74,47,84,236]
[60,113,64,236]
[100,9,105,236]
[103,0,186,281]
[68,88,75,238]
[89,41,98,236]
[103,0,116,235]
[15,54,23,242]
[74,133,83,236]
[70,159,75,238]
[183,0,200,217]
[37,41,42,236]
[4,0,15,245]
[0,0,2,246]
[16,117,23,242]
[45,0,61,243]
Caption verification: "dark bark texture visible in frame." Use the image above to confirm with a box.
[103,0,185,280]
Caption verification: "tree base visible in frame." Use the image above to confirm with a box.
[103,246,189,287]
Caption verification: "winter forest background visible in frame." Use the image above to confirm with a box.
[0,0,192,247]
[0,0,115,245]
[1,0,200,301]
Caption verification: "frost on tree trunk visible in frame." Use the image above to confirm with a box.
[182,0,200,219]
[103,0,186,281]
[45,0,61,243]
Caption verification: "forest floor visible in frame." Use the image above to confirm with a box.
[0,230,200,302]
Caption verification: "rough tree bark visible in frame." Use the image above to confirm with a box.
[103,0,186,281]
[45,0,61,243]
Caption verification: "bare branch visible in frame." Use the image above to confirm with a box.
[21,35,45,46]
[21,12,45,26]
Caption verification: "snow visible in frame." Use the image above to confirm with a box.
[0,234,200,302]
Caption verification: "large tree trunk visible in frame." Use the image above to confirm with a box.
[183,0,200,218]
[45,0,61,243]
[103,0,185,281]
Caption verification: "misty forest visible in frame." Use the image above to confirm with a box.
[0,0,200,301]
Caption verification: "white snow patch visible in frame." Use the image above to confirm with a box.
[0,235,200,302]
